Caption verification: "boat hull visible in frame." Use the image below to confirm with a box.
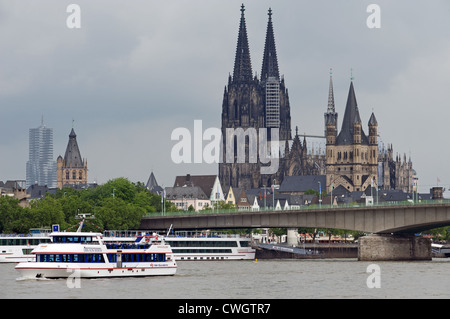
[15,262,177,279]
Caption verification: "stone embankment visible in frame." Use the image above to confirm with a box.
[254,243,358,259]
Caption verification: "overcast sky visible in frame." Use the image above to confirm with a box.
[0,0,449,192]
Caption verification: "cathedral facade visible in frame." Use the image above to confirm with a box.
[219,5,321,190]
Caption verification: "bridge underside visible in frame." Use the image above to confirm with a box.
[140,203,450,234]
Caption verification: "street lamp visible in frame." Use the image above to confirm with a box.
[318,181,322,207]
[272,179,275,210]
[330,175,333,208]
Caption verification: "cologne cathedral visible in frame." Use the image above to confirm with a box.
[219,5,414,193]
[219,5,324,190]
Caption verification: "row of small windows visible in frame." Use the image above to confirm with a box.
[172,249,232,254]
[37,253,166,263]
[106,243,151,250]
[108,253,166,263]
[166,240,238,248]
[52,236,97,244]
[0,238,51,246]
[328,150,376,161]
[65,170,84,180]
[38,253,105,263]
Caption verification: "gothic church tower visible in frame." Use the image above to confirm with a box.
[56,128,88,189]
[219,5,292,190]
[325,79,378,193]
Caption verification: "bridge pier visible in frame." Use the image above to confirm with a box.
[286,228,298,246]
[358,234,432,261]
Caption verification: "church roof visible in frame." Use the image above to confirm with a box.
[335,81,369,145]
[368,112,378,126]
[233,4,253,83]
[146,172,163,194]
[261,8,279,81]
[173,174,217,198]
[278,175,326,193]
[164,186,208,200]
[63,128,84,168]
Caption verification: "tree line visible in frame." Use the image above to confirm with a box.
[0,178,175,234]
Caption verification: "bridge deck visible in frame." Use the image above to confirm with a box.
[140,200,450,234]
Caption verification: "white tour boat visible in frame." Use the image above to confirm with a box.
[165,231,256,261]
[101,228,256,261]
[0,229,51,263]
[15,217,177,279]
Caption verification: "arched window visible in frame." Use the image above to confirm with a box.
[72,170,76,180]
[66,170,69,180]
[79,170,83,180]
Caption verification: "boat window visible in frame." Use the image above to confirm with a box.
[107,254,117,263]
[53,235,97,244]
[120,253,165,263]
[22,248,33,255]
[239,241,249,247]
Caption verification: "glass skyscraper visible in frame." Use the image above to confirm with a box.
[26,119,57,188]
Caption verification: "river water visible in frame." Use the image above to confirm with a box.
[1,258,450,300]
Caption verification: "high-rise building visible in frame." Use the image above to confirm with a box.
[26,118,57,188]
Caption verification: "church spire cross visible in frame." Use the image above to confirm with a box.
[327,68,335,113]
[261,7,279,80]
[233,4,253,83]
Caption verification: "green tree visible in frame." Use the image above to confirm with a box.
[0,196,28,233]
[1,177,168,234]
[28,196,66,230]
[96,197,146,230]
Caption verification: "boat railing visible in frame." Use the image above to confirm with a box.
[0,229,51,238]
[51,241,102,245]
[0,233,43,238]
[167,230,250,239]
[103,230,152,238]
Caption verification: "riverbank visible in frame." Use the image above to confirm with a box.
[254,243,358,259]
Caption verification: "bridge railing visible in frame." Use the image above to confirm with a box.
[143,198,450,218]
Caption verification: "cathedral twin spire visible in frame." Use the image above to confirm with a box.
[261,8,279,81]
[233,4,253,83]
[233,4,279,84]
[220,5,291,189]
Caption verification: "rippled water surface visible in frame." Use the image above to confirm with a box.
[2,259,450,299]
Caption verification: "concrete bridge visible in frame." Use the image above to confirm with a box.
[140,201,450,261]
[140,201,450,234]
